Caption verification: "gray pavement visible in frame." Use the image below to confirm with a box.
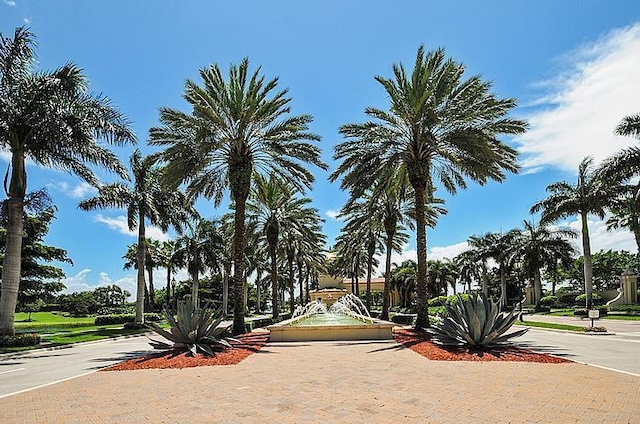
[514,314,640,376]
[0,336,153,399]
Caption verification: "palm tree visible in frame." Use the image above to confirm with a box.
[453,250,481,293]
[122,240,158,310]
[531,157,611,309]
[467,233,494,296]
[469,231,519,306]
[157,240,179,308]
[427,259,458,297]
[508,221,576,308]
[0,28,135,335]
[333,47,525,328]
[149,59,326,334]
[598,113,640,265]
[79,150,191,324]
[390,260,417,309]
[173,218,225,306]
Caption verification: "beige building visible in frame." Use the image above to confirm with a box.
[309,273,403,307]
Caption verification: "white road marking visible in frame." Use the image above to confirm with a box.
[0,367,25,376]
[0,370,97,400]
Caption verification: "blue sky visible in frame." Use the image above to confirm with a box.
[2,1,640,295]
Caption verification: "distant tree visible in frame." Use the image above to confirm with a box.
[0,190,70,306]
[566,250,636,292]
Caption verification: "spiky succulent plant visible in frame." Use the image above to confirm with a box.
[425,293,527,347]
[146,298,232,356]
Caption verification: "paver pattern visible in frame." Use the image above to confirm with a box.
[1,339,639,423]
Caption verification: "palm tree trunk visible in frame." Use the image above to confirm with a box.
[287,252,295,314]
[190,269,199,306]
[305,269,310,303]
[481,265,488,296]
[269,243,278,319]
[223,261,231,317]
[534,270,542,308]
[381,230,394,320]
[354,253,360,297]
[256,268,262,314]
[146,263,155,310]
[165,267,172,308]
[366,240,374,313]
[231,192,248,335]
[499,264,507,307]
[0,152,26,335]
[135,213,146,325]
[413,182,430,329]
[581,212,594,309]
[297,258,304,306]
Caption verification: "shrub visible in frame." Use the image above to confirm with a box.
[428,296,448,306]
[425,293,527,347]
[558,292,580,306]
[539,295,558,307]
[94,313,162,326]
[96,306,135,315]
[146,298,232,356]
[584,326,607,333]
[609,304,640,314]
[573,307,608,316]
[575,293,604,306]
[447,294,469,305]
[391,313,415,325]
[428,306,447,317]
[0,333,40,347]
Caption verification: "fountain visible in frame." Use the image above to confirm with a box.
[268,294,394,341]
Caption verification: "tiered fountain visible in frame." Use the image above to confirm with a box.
[268,294,394,341]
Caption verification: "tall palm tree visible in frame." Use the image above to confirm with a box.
[467,233,494,296]
[508,221,576,308]
[122,240,159,310]
[531,157,611,309]
[333,47,525,328]
[173,218,225,306]
[469,231,519,306]
[149,59,326,334]
[0,28,135,335]
[427,259,458,297]
[79,150,192,324]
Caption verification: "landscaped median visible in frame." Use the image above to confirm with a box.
[514,320,608,333]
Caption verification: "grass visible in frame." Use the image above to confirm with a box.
[515,320,587,332]
[1,312,165,354]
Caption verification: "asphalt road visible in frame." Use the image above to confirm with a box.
[514,322,640,376]
[0,336,153,399]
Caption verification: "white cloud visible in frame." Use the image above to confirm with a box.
[47,181,98,199]
[325,209,342,221]
[23,17,30,24]
[93,214,169,241]
[4,0,17,6]
[560,216,637,254]
[517,23,640,173]
[62,269,135,298]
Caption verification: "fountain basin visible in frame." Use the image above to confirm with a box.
[268,313,394,342]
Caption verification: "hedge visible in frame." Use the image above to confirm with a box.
[0,333,40,347]
[94,313,163,326]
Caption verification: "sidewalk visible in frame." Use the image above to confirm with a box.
[1,338,638,423]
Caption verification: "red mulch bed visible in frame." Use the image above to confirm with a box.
[393,329,570,363]
[104,332,269,371]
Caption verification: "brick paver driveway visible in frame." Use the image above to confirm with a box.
[1,339,638,423]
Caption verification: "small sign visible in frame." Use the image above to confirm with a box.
[588,309,600,319]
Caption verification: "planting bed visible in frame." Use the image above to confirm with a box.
[105,332,269,371]
[393,329,570,363]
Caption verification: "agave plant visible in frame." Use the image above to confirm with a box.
[425,293,527,347]
[146,297,232,356]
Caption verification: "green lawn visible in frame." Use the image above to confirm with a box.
[542,309,640,321]
[0,312,162,354]
[515,320,587,332]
